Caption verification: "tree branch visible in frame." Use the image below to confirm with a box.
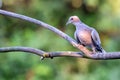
[0,46,45,56]
[0,46,84,58]
[0,46,120,60]
[0,9,91,57]
[0,9,120,60]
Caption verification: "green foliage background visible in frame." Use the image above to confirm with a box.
[0,0,120,80]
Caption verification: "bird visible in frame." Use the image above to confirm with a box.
[66,16,106,53]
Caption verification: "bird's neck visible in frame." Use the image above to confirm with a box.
[73,21,84,30]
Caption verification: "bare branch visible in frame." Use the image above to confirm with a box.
[92,52,120,60]
[0,46,84,59]
[0,46,120,60]
[50,52,120,60]
[0,46,45,56]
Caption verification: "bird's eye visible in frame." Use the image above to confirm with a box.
[71,18,73,20]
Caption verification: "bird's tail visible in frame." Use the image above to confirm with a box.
[91,37,106,53]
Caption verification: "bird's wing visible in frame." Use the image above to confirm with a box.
[91,28,101,45]
[91,28,106,53]
[74,31,81,43]
[74,31,77,40]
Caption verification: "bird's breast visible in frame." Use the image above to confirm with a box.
[77,30,92,46]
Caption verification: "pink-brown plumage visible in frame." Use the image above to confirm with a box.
[66,16,106,53]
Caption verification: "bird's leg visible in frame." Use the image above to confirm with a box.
[92,46,96,54]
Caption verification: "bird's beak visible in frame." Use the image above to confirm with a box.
[66,20,71,26]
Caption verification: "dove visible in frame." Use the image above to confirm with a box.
[66,16,105,53]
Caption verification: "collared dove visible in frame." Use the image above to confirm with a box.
[66,16,105,53]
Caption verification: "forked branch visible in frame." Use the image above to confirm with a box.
[0,9,120,60]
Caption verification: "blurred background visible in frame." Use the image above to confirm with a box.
[0,0,120,80]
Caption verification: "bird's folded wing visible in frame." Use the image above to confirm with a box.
[91,29,101,45]
[74,31,81,43]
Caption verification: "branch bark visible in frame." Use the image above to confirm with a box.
[0,46,120,60]
[0,9,120,60]
[0,46,83,59]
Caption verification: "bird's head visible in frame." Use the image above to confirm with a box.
[66,16,80,25]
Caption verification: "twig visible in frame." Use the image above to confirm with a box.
[0,46,45,56]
